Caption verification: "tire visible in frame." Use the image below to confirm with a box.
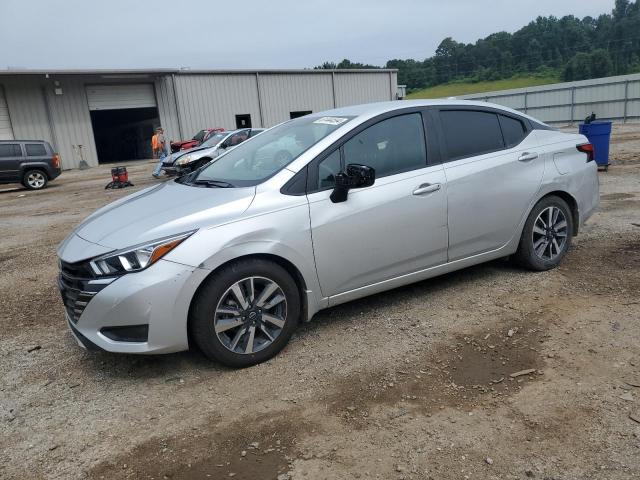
[514,195,573,271]
[190,259,301,367]
[22,169,48,190]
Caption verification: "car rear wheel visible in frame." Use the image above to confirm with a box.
[514,195,573,271]
[23,169,48,190]
[190,259,300,367]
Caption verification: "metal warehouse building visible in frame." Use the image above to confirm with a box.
[0,68,398,169]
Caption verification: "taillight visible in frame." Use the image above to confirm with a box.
[52,154,60,168]
[577,143,594,162]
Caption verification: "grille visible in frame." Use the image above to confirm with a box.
[58,260,107,323]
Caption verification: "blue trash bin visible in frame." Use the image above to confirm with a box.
[578,121,612,169]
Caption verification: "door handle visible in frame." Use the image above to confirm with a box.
[518,152,538,162]
[413,183,441,196]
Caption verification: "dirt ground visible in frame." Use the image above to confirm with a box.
[1,123,640,480]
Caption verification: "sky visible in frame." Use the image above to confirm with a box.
[0,0,616,71]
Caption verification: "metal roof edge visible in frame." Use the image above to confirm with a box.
[0,68,398,76]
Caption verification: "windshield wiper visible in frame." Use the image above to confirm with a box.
[193,179,234,188]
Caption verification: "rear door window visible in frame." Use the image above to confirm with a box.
[498,115,527,148]
[26,143,47,156]
[0,144,21,157]
[439,110,505,161]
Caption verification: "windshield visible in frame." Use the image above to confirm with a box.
[189,116,354,187]
[201,132,228,147]
[192,130,206,142]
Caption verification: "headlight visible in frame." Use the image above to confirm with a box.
[89,231,194,276]
[175,155,193,166]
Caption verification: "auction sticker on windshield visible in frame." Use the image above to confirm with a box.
[313,117,349,126]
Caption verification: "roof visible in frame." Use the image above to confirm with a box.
[318,99,545,124]
[0,68,397,76]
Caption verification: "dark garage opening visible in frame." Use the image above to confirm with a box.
[90,107,160,163]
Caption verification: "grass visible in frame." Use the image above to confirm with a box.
[406,74,561,99]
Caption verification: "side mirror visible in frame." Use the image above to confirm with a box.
[330,164,375,203]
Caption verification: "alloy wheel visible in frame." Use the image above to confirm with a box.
[27,171,46,189]
[532,206,568,260]
[214,276,287,354]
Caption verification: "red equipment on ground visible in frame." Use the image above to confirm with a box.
[105,166,134,189]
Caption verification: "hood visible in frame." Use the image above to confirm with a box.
[165,145,217,165]
[70,181,256,250]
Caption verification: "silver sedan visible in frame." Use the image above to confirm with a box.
[57,100,599,367]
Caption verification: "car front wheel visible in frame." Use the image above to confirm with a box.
[190,259,301,367]
[514,195,574,271]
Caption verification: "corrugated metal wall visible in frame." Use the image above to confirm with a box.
[258,73,334,126]
[0,77,54,145]
[0,86,14,140]
[173,74,262,135]
[172,71,398,131]
[1,70,398,170]
[334,72,395,107]
[155,75,181,143]
[44,77,99,170]
[462,72,640,124]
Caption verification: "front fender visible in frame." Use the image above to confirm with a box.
[165,201,326,321]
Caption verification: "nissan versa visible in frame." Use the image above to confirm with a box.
[57,100,599,367]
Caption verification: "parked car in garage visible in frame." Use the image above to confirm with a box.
[57,100,599,368]
[0,140,61,190]
[162,128,264,175]
[170,128,225,153]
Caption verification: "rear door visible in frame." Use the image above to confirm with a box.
[307,110,448,299]
[0,143,23,181]
[435,108,543,261]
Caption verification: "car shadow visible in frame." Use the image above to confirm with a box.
[299,257,523,334]
[0,186,22,194]
[0,183,64,195]
[77,257,525,380]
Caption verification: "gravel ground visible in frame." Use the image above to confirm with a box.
[1,125,640,480]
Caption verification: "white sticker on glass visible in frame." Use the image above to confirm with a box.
[313,117,349,126]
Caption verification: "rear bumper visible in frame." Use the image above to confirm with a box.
[49,167,62,181]
[577,162,600,226]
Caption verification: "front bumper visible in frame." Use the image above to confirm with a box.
[161,164,181,175]
[59,259,210,354]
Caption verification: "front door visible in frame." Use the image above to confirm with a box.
[436,109,545,261]
[307,112,448,299]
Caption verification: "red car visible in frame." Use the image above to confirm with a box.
[170,128,225,153]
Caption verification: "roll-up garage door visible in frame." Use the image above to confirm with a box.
[86,84,157,111]
[0,86,14,140]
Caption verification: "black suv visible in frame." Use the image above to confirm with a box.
[0,140,61,190]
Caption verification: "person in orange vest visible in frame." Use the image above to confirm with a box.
[152,127,168,178]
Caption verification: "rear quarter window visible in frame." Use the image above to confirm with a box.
[440,110,505,161]
[26,143,47,156]
[498,115,527,148]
